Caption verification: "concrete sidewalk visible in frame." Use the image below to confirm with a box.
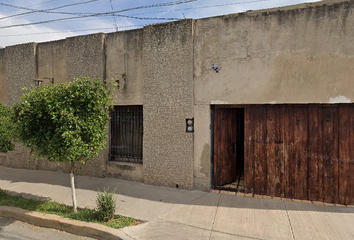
[1,166,354,240]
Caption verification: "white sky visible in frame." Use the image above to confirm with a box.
[0,0,323,47]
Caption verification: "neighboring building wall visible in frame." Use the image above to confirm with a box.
[0,49,6,104]
[143,20,194,188]
[3,43,37,169]
[193,0,354,189]
[105,29,144,181]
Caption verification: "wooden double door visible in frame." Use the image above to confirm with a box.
[213,105,354,205]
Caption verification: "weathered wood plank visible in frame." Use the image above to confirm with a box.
[213,108,238,186]
[295,106,309,200]
[332,106,339,204]
[322,106,339,203]
[308,105,322,201]
[213,108,220,187]
[275,105,285,197]
[244,106,254,193]
[284,105,294,199]
[338,105,349,204]
[266,105,276,196]
[254,106,267,195]
[349,106,354,205]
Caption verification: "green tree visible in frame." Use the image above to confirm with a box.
[0,102,15,153]
[14,77,114,212]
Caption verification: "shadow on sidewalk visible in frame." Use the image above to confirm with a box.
[1,166,354,214]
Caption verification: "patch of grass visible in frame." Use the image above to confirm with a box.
[0,189,141,229]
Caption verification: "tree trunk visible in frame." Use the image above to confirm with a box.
[70,162,78,212]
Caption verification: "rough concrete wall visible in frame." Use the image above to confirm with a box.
[66,33,105,81]
[193,0,354,189]
[143,20,194,189]
[37,40,67,84]
[106,30,143,105]
[5,43,36,106]
[0,49,6,104]
[4,43,38,169]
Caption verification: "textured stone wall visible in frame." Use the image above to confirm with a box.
[66,33,105,81]
[5,43,36,106]
[143,20,194,189]
[0,49,6,104]
[4,43,38,169]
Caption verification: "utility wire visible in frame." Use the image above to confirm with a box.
[50,0,274,25]
[0,0,99,21]
[0,26,138,37]
[1,0,58,14]
[0,0,195,29]
[108,0,118,31]
[129,0,274,17]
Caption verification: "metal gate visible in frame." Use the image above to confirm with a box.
[110,106,143,163]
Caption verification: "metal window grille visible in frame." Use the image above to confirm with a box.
[110,106,143,163]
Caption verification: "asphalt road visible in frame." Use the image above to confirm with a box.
[0,217,96,240]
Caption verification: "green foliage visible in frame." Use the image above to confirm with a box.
[0,103,16,152]
[13,77,114,163]
[95,187,117,222]
[0,189,139,229]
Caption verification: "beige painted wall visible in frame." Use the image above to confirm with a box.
[106,30,143,106]
[193,0,354,189]
[37,40,67,85]
[0,49,6,104]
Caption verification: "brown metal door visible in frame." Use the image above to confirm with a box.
[214,107,237,186]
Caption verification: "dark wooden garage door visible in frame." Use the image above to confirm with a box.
[244,104,354,205]
[213,107,237,186]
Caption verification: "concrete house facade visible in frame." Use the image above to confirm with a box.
[1,0,354,205]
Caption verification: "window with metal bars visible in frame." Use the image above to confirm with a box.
[110,106,143,163]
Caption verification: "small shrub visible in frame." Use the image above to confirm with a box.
[95,187,117,222]
[0,103,16,152]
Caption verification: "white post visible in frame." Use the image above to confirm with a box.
[70,162,77,212]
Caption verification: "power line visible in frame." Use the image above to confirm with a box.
[0,0,196,29]
[129,0,274,17]
[0,25,147,37]
[0,0,99,21]
[108,0,118,31]
[1,0,58,14]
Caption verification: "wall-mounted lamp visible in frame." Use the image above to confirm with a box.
[211,64,219,73]
[33,77,54,86]
[186,118,194,133]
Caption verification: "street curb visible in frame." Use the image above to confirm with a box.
[0,206,132,240]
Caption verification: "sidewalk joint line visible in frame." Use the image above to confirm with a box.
[283,200,296,240]
[158,218,265,240]
[208,193,221,240]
